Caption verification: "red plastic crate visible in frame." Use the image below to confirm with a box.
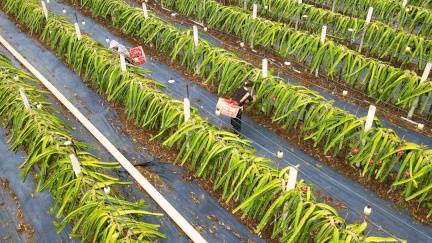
[216,98,241,118]
[129,46,146,65]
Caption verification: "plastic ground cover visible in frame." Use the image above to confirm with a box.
[0,13,263,243]
[24,1,432,241]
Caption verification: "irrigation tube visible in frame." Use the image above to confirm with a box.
[0,34,207,243]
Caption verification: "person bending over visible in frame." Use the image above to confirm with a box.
[231,80,256,134]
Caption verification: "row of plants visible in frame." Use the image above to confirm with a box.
[155,0,432,119]
[222,0,432,73]
[302,0,432,39]
[67,0,432,219]
[406,0,432,10]
[0,0,401,241]
[0,54,164,241]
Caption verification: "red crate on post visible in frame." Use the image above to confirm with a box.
[129,46,146,65]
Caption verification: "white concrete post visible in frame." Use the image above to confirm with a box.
[252,4,258,19]
[74,22,82,40]
[286,166,298,191]
[320,25,327,44]
[262,58,268,78]
[120,53,126,72]
[19,88,31,109]
[142,2,149,19]
[397,0,409,30]
[364,105,376,132]
[41,1,48,20]
[193,25,199,48]
[315,26,327,77]
[69,154,82,176]
[192,26,200,73]
[331,0,338,12]
[295,0,303,30]
[183,98,191,121]
[365,7,374,24]
[407,62,432,118]
[358,7,373,53]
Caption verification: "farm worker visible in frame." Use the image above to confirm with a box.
[231,80,256,134]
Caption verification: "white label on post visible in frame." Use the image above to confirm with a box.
[366,7,374,24]
[421,62,432,82]
[402,0,408,7]
[69,154,81,176]
[286,166,298,191]
[320,25,327,44]
[41,1,48,20]
[193,25,199,48]
[19,88,31,109]
[120,53,126,72]
[74,23,81,40]
[142,2,149,19]
[252,4,258,19]
[262,58,268,78]
[364,105,376,132]
[183,98,191,121]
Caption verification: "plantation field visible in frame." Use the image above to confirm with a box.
[0,0,431,242]
[0,14,261,242]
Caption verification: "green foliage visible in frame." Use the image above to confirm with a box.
[64,0,432,221]
[151,0,432,216]
[225,0,432,73]
[0,0,417,241]
[0,54,164,242]
[303,0,432,39]
[158,0,432,118]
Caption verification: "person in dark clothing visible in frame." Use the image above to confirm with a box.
[231,80,256,134]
